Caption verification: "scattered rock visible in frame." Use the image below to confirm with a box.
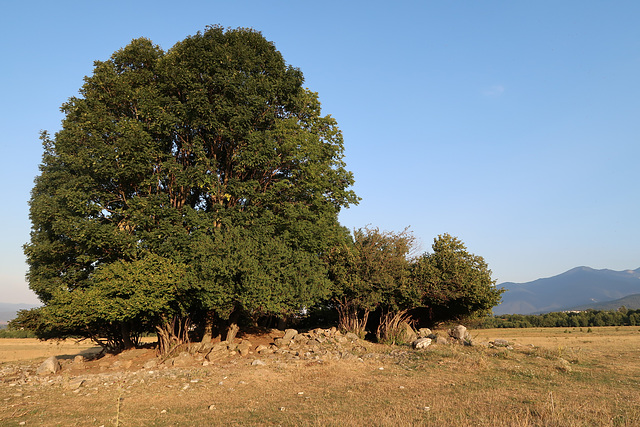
[255,344,270,353]
[492,339,510,347]
[283,329,298,341]
[293,333,308,344]
[449,325,468,341]
[36,356,61,376]
[67,378,85,390]
[237,341,251,357]
[412,338,432,350]
[345,332,360,341]
[274,338,290,347]
[251,359,266,366]
[143,360,158,370]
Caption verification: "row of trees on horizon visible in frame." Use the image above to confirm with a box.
[482,308,640,328]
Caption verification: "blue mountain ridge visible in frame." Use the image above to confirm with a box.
[494,267,640,315]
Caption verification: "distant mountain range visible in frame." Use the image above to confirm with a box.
[494,267,640,315]
[0,303,40,326]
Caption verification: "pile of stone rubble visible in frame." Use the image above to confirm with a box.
[1,324,517,390]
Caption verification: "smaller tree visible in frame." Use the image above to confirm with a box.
[87,254,191,352]
[327,227,417,338]
[14,254,190,353]
[410,233,503,323]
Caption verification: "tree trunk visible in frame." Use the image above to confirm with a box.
[276,316,287,330]
[156,316,191,356]
[200,311,216,343]
[224,310,241,343]
[121,322,135,350]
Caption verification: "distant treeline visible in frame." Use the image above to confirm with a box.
[0,328,37,338]
[481,308,640,328]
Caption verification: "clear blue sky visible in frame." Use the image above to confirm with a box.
[2,1,638,304]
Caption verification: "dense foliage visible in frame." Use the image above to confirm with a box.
[327,231,503,337]
[481,308,640,328]
[410,234,504,323]
[22,26,357,350]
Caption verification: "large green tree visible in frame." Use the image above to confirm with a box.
[24,26,357,350]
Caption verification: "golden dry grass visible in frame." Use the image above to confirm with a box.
[0,338,102,363]
[0,337,157,363]
[2,327,640,426]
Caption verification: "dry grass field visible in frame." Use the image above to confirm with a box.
[2,326,640,426]
[0,339,102,363]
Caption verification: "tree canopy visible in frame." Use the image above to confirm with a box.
[23,26,357,350]
[410,233,504,323]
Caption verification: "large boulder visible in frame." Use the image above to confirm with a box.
[166,352,195,367]
[205,344,230,362]
[399,322,418,343]
[237,340,252,356]
[283,329,298,341]
[449,325,468,341]
[37,356,61,375]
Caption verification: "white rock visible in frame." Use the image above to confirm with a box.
[450,325,468,341]
[36,356,61,376]
[412,337,432,350]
